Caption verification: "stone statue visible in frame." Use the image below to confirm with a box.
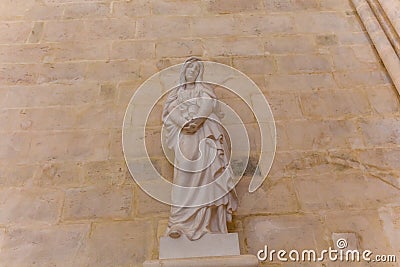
[162,57,238,241]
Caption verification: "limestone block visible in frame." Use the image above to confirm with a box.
[336,31,371,45]
[0,44,50,64]
[266,91,302,120]
[244,215,328,254]
[276,54,332,74]
[294,172,369,211]
[83,220,153,267]
[379,204,400,259]
[239,15,295,35]
[112,40,155,60]
[38,62,86,83]
[204,37,263,57]
[156,39,203,58]
[85,18,136,40]
[25,4,64,20]
[300,89,371,118]
[152,0,203,15]
[191,15,239,36]
[34,161,82,187]
[264,0,319,12]
[64,131,110,161]
[331,46,380,71]
[3,82,101,108]
[0,188,63,225]
[27,22,44,44]
[233,56,276,75]
[136,16,191,38]
[332,232,360,251]
[0,132,31,162]
[333,69,391,88]
[135,184,170,216]
[236,177,298,215]
[0,64,39,85]
[112,0,151,17]
[0,22,32,44]
[294,12,361,33]
[63,2,111,19]
[316,34,338,46]
[0,164,36,186]
[160,233,240,259]
[85,60,140,81]
[81,160,128,186]
[144,255,259,267]
[109,129,124,159]
[63,186,133,220]
[282,119,361,150]
[358,147,400,170]
[359,118,400,146]
[320,0,353,11]
[0,224,90,267]
[365,85,400,114]
[265,35,316,54]
[323,210,394,253]
[206,0,263,14]
[42,20,86,42]
[266,73,337,91]
[0,0,36,20]
[51,41,110,62]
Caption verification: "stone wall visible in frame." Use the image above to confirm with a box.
[0,0,399,266]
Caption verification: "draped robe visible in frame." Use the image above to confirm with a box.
[162,83,238,241]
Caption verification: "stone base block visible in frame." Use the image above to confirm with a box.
[160,233,240,259]
[143,255,259,267]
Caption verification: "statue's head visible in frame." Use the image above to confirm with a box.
[180,57,204,85]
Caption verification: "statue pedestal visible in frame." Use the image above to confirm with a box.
[160,233,240,259]
[143,255,259,267]
[143,233,259,267]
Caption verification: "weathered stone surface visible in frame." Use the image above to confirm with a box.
[236,177,298,215]
[0,22,32,44]
[323,210,394,253]
[206,0,263,14]
[359,118,400,146]
[136,185,170,216]
[300,89,371,118]
[244,215,328,254]
[156,39,203,58]
[265,35,316,54]
[0,224,90,267]
[365,85,400,114]
[294,171,400,211]
[83,220,153,266]
[0,188,63,225]
[63,186,133,220]
[34,161,82,187]
[276,54,333,73]
[0,164,36,186]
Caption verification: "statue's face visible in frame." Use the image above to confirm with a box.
[185,63,200,83]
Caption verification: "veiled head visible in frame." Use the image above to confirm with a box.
[179,57,204,85]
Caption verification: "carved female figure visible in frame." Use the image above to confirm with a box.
[162,57,238,241]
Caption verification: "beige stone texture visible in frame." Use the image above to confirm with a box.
[0,224,90,267]
[63,186,133,220]
[0,0,399,265]
[83,220,153,266]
